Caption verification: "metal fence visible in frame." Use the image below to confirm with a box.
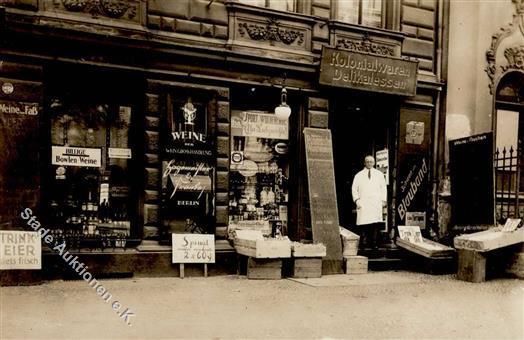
[494,141,523,223]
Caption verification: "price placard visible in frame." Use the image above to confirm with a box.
[172,234,215,263]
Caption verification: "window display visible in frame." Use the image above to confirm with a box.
[228,111,289,237]
[48,101,134,248]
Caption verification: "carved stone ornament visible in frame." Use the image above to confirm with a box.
[59,0,138,19]
[503,45,524,71]
[238,18,304,46]
[336,34,395,57]
[485,0,524,92]
[513,0,524,14]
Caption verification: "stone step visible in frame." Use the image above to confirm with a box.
[367,257,406,271]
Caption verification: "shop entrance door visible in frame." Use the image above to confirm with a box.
[330,92,397,232]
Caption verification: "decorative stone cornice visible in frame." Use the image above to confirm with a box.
[336,34,395,57]
[238,18,304,46]
[58,0,138,20]
[513,0,524,14]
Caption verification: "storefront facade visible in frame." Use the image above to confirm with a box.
[0,0,448,281]
[445,0,524,233]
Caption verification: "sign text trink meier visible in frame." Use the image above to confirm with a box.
[20,208,135,326]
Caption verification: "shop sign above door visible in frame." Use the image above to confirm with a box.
[52,146,101,168]
[319,46,418,96]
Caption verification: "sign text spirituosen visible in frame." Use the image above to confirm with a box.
[319,46,418,96]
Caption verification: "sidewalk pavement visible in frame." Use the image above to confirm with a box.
[1,271,523,339]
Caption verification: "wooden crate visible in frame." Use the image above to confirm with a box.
[292,258,322,278]
[340,227,359,256]
[454,227,524,252]
[344,255,368,274]
[247,257,282,280]
[457,249,486,283]
[291,243,326,257]
[234,230,291,259]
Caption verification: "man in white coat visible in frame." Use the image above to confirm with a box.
[351,155,387,250]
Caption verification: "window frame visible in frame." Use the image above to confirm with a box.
[332,0,388,29]
[238,0,297,13]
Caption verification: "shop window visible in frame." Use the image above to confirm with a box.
[335,0,383,28]
[228,110,289,237]
[45,71,139,249]
[238,0,296,12]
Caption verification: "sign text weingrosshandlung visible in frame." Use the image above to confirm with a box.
[319,47,418,96]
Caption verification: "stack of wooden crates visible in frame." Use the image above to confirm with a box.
[340,227,368,274]
[234,230,291,279]
[290,242,326,278]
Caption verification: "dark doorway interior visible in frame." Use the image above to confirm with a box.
[330,90,398,230]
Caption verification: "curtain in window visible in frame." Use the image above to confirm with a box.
[337,0,359,24]
[239,0,294,12]
[361,0,382,28]
[238,0,266,7]
[269,0,294,12]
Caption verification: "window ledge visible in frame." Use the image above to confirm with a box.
[225,1,317,25]
[328,20,405,41]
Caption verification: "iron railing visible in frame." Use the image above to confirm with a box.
[494,140,523,223]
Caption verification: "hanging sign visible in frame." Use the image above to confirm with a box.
[0,231,41,270]
[0,100,38,116]
[108,148,132,159]
[2,83,14,95]
[406,121,424,145]
[319,46,418,96]
[231,111,289,140]
[375,148,389,185]
[52,146,101,167]
[172,234,215,263]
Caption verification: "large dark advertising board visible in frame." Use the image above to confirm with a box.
[161,98,215,237]
[449,133,494,227]
[0,96,41,229]
[396,108,432,229]
[304,128,342,269]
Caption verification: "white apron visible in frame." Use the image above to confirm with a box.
[351,168,387,225]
